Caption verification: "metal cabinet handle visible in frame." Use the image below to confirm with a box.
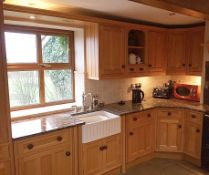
[65,151,71,156]
[27,144,34,150]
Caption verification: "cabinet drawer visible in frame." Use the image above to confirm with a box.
[0,144,10,160]
[157,109,183,118]
[185,111,203,125]
[127,111,153,129]
[15,129,73,155]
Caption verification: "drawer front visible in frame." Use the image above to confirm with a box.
[157,108,183,119]
[15,129,73,155]
[185,110,203,125]
[0,144,10,160]
[127,110,154,129]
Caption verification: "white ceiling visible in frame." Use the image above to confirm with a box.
[5,0,204,25]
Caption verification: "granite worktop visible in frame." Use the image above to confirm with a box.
[12,98,209,140]
[12,112,84,140]
[103,98,209,115]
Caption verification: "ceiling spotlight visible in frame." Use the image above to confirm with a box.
[169,12,176,16]
[29,15,36,19]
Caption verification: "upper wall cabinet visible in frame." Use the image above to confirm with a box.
[167,27,204,75]
[147,30,167,73]
[85,22,205,80]
[85,23,126,80]
[186,27,204,75]
[126,29,148,74]
[167,30,187,75]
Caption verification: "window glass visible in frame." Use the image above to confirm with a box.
[42,35,69,63]
[8,71,40,107]
[44,69,73,102]
[5,32,37,63]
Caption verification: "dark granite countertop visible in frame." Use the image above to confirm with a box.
[12,112,84,140]
[12,98,209,140]
[103,98,209,116]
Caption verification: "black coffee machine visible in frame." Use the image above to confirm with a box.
[132,83,144,104]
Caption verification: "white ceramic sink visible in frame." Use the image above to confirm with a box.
[74,111,121,143]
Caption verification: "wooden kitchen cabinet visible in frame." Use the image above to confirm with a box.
[14,128,75,175]
[0,161,11,175]
[147,30,167,73]
[85,23,126,80]
[167,31,187,74]
[157,109,183,152]
[82,134,121,175]
[186,27,204,75]
[126,110,156,162]
[184,111,203,159]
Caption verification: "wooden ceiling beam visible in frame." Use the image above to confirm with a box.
[130,0,209,20]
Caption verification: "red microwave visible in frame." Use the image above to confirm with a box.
[174,83,200,101]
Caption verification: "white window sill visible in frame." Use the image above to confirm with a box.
[11,103,78,120]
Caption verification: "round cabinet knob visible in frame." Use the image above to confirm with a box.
[189,64,192,67]
[133,117,137,121]
[148,64,152,67]
[129,132,134,136]
[99,146,104,151]
[122,65,125,69]
[139,68,144,71]
[130,68,134,71]
[178,125,182,129]
[191,115,196,119]
[147,114,151,118]
[57,136,63,142]
[182,63,186,67]
[103,145,108,150]
[65,151,71,156]
[168,112,171,116]
[27,144,34,150]
[196,129,200,133]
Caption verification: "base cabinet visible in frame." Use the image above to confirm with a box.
[14,128,75,175]
[157,109,183,152]
[184,111,203,159]
[82,134,121,175]
[0,161,11,175]
[126,110,156,162]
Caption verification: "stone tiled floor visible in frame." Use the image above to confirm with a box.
[123,158,209,175]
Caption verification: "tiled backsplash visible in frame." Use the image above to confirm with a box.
[85,75,202,104]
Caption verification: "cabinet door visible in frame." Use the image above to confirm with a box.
[157,114,183,152]
[147,31,166,72]
[127,119,155,162]
[103,134,121,171]
[187,29,204,75]
[83,140,103,175]
[17,151,54,175]
[167,32,186,74]
[184,122,202,159]
[99,25,125,76]
[53,145,73,175]
[0,161,11,175]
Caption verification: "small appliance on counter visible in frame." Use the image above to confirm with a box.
[132,83,144,104]
[153,80,175,99]
[173,83,200,102]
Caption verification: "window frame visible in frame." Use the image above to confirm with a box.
[5,25,75,111]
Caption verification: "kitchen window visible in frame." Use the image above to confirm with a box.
[5,26,75,111]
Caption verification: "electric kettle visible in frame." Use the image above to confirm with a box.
[132,84,144,104]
